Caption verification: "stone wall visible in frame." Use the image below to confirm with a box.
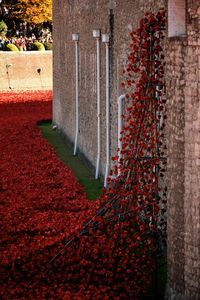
[53,0,165,176]
[166,0,200,299]
[0,51,52,90]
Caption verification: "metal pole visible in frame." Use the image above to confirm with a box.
[93,29,101,179]
[118,94,125,175]
[102,34,110,187]
[72,33,79,155]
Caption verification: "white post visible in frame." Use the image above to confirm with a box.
[93,29,101,179]
[72,33,80,155]
[102,34,110,188]
[118,94,125,174]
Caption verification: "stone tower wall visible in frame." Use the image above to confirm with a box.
[166,1,200,298]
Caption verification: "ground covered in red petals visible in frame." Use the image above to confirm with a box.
[0,91,101,299]
[0,67,162,298]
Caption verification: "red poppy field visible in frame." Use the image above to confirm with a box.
[0,91,157,300]
[0,91,102,299]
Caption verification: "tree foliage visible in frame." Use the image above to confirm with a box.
[14,0,52,25]
[0,20,8,37]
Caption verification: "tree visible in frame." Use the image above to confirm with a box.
[14,0,52,25]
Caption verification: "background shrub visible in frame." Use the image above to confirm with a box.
[5,43,19,51]
[33,41,45,51]
[0,20,8,38]
[43,42,53,50]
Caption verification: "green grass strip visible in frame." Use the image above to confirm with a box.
[39,121,102,200]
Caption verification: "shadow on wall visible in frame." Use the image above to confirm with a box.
[0,51,52,90]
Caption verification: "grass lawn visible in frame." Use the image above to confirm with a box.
[38,120,102,200]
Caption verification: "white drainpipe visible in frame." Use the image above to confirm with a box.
[118,94,125,174]
[93,29,101,179]
[102,34,110,188]
[72,33,80,155]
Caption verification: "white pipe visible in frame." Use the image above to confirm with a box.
[93,30,101,179]
[118,94,125,174]
[102,34,110,188]
[72,33,80,155]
